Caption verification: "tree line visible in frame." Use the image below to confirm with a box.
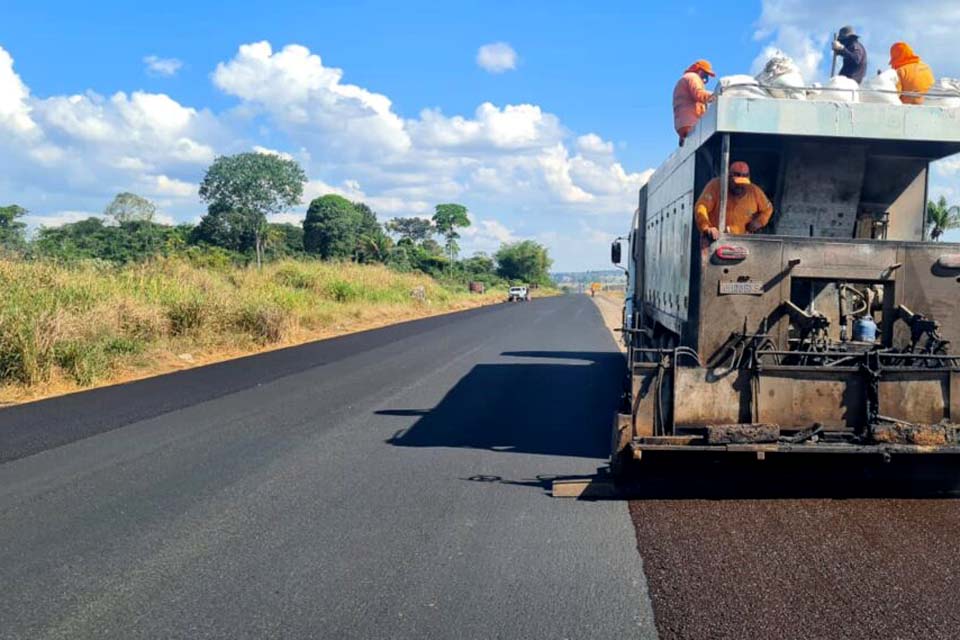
[0,153,553,286]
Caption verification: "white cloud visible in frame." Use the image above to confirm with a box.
[476,42,518,74]
[0,46,40,137]
[0,41,655,271]
[143,55,183,77]
[576,133,614,156]
[22,210,102,229]
[213,41,411,157]
[410,102,564,150]
[253,145,294,160]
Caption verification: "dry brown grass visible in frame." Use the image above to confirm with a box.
[0,258,510,405]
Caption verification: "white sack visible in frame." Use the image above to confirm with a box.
[719,75,769,99]
[756,54,806,99]
[860,70,901,104]
[809,75,860,103]
[926,77,960,108]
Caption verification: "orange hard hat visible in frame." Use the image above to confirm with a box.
[686,59,716,77]
[730,161,751,185]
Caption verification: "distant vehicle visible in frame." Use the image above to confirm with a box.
[507,286,531,302]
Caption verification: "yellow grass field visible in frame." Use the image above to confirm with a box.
[0,258,515,405]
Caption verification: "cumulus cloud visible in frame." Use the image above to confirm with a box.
[1,40,653,270]
[476,42,518,74]
[213,41,411,157]
[143,55,183,77]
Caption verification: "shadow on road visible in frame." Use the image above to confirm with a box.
[383,351,625,460]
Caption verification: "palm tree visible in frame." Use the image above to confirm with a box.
[927,196,960,241]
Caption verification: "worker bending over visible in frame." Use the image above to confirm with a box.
[695,161,773,240]
[832,25,867,84]
[890,42,934,104]
[673,60,715,146]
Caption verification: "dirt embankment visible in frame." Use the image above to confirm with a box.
[590,291,625,353]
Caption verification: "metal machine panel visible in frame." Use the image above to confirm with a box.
[757,371,866,429]
[644,155,696,333]
[715,97,960,144]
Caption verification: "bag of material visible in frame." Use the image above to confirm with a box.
[755,54,806,99]
[860,70,901,104]
[925,78,960,108]
[809,75,860,103]
[719,75,769,99]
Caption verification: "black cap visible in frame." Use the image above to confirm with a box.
[838,25,858,40]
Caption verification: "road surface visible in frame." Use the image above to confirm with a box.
[0,295,656,640]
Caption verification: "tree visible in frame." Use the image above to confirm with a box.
[104,192,157,224]
[303,194,362,259]
[353,202,390,263]
[495,240,553,285]
[32,217,175,263]
[432,203,470,260]
[192,203,256,253]
[927,196,960,241]
[385,217,434,244]
[0,204,28,249]
[198,153,307,267]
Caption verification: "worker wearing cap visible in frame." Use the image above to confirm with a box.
[673,60,715,146]
[832,25,868,84]
[694,162,774,240]
[889,42,935,105]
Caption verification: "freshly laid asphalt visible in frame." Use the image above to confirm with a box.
[0,295,657,640]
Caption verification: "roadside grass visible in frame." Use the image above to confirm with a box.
[0,258,512,403]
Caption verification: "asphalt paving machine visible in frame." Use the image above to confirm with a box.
[610,92,960,473]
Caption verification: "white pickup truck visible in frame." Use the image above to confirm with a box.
[507,286,531,302]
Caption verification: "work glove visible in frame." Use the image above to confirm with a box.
[746,219,763,233]
[704,227,720,241]
[832,40,845,53]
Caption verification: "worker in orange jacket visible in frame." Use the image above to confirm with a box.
[673,60,715,146]
[694,161,774,240]
[889,42,935,105]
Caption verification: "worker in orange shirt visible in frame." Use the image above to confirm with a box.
[694,161,774,241]
[673,60,715,146]
[889,42,935,105]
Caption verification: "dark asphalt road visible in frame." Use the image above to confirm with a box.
[0,296,657,640]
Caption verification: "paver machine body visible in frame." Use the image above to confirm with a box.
[611,93,960,472]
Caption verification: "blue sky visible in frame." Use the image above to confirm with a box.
[2,0,958,269]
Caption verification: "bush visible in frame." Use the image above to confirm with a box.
[167,299,207,335]
[234,305,290,344]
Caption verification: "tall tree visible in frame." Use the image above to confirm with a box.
[104,192,157,224]
[353,201,390,263]
[927,196,960,241]
[303,194,362,259]
[432,203,470,260]
[198,152,306,267]
[0,204,28,249]
[192,202,256,253]
[495,240,553,285]
[385,217,434,244]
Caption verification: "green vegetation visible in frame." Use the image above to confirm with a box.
[927,196,960,241]
[1,152,555,400]
[0,258,506,398]
[198,152,307,267]
[495,240,554,286]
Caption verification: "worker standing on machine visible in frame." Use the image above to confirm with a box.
[694,161,774,240]
[832,25,868,84]
[673,60,715,146]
